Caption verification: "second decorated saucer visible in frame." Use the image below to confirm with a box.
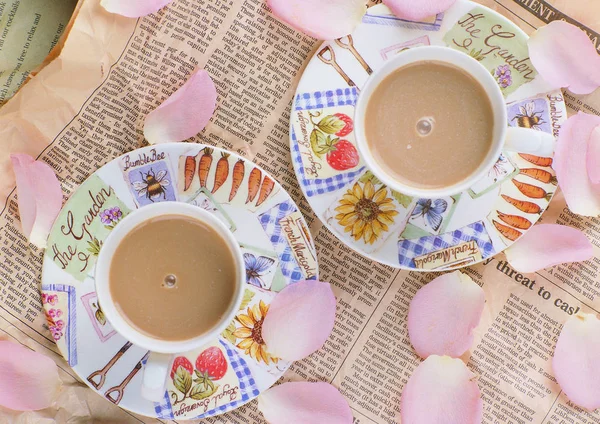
[290,1,566,270]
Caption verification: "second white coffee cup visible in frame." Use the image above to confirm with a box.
[354,46,555,199]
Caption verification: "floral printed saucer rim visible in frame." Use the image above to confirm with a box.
[289,0,566,270]
[41,143,318,419]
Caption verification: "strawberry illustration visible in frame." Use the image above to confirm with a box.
[170,356,193,379]
[195,347,227,380]
[326,139,360,171]
[333,113,354,137]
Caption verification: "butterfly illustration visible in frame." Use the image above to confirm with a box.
[411,199,448,231]
[196,197,218,213]
[244,253,276,289]
[488,155,509,182]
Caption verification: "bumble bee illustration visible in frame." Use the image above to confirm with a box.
[132,169,170,201]
[512,102,545,130]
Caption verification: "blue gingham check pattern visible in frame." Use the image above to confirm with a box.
[41,284,77,366]
[259,200,312,284]
[292,88,365,197]
[398,221,496,268]
[294,87,357,110]
[154,387,174,419]
[153,340,259,420]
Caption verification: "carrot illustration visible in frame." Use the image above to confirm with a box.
[212,153,230,194]
[229,159,245,201]
[501,195,542,214]
[520,168,557,185]
[198,147,213,188]
[256,176,275,207]
[518,154,553,167]
[183,155,197,191]
[246,167,262,204]
[512,179,553,200]
[493,220,522,241]
[497,211,532,230]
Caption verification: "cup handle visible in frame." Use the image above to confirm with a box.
[141,352,172,402]
[504,127,556,157]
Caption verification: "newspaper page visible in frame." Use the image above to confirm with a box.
[0,0,79,105]
[0,0,599,423]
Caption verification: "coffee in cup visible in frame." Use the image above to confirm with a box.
[109,214,238,341]
[364,61,494,190]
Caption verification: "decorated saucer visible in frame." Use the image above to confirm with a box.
[290,0,567,270]
[41,143,318,419]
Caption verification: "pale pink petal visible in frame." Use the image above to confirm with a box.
[267,0,366,40]
[262,280,336,361]
[408,271,484,358]
[528,21,600,94]
[553,313,600,410]
[258,382,352,424]
[100,0,174,18]
[401,356,482,424]
[383,0,457,21]
[0,341,61,411]
[505,224,593,273]
[587,126,600,184]
[11,154,63,248]
[554,112,600,216]
[143,70,217,144]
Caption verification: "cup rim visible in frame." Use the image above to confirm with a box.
[354,46,507,199]
[95,202,245,354]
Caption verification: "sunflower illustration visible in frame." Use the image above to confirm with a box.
[232,300,278,365]
[335,181,399,245]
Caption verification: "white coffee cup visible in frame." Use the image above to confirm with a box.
[354,46,555,199]
[95,202,245,402]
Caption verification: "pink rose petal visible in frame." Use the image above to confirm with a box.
[100,0,174,18]
[505,224,593,273]
[383,0,457,21]
[262,280,336,361]
[554,112,600,216]
[553,313,600,410]
[0,341,61,411]
[528,21,600,94]
[587,126,600,184]
[267,0,366,40]
[258,382,352,424]
[401,355,482,424]
[143,70,217,144]
[10,154,63,248]
[408,271,484,359]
